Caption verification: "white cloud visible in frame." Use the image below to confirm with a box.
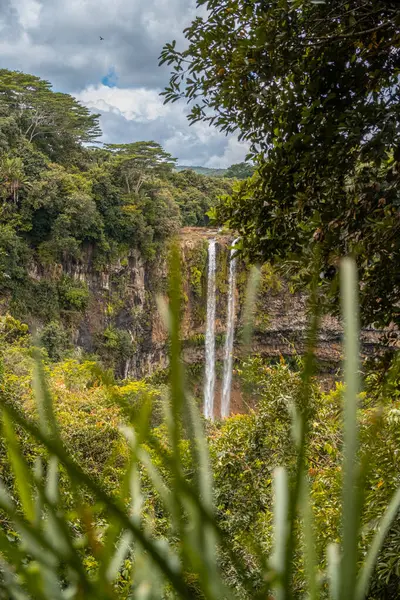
[76,85,170,122]
[205,137,250,168]
[2,0,248,167]
[75,83,248,167]
[12,0,41,29]
[1,0,198,90]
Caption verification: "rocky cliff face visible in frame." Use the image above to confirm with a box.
[22,227,384,383]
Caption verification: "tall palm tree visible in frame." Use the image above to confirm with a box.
[0,157,30,203]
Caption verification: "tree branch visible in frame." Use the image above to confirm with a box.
[309,20,394,45]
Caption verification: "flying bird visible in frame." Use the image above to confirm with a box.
[100,36,104,40]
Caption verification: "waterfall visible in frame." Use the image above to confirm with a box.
[221,238,239,418]
[204,239,217,420]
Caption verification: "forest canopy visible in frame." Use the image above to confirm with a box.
[0,68,234,319]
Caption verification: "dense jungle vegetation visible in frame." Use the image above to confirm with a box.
[0,67,235,316]
[0,0,399,598]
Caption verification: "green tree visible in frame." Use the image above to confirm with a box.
[0,156,30,203]
[0,69,101,162]
[0,224,30,290]
[40,320,71,361]
[161,1,400,332]
[224,162,254,180]
[169,168,233,225]
[106,141,176,194]
[25,163,103,262]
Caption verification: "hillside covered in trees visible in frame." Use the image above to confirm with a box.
[175,163,254,179]
[0,67,233,299]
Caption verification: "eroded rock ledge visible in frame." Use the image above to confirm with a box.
[19,227,385,380]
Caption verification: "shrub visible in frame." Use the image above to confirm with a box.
[95,325,135,376]
[0,314,29,344]
[58,275,89,312]
[40,320,71,361]
[190,265,203,297]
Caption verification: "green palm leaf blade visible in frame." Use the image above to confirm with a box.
[2,410,35,523]
[270,466,289,600]
[300,476,319,600]
[339,257,361,600]
[356,486,400,600]
[0,400,193,598]
[327,544,340,600]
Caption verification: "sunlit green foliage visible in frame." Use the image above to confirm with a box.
[224,163,254,180]
[0,257,398,598]
[169,169,233,226]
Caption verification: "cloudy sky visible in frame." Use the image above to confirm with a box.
[0,0,249,166]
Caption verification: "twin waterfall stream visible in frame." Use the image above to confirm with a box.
[204,238,238,420]
[203,239,217,420]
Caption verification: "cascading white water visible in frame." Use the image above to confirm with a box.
[204,239,217,420]
[221,238,239,418]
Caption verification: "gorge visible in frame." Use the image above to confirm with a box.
[7,227,386,419]
[1,4,399,593]
[0,67,389,422]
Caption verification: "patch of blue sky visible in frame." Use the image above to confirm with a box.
[101,67,118,88]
